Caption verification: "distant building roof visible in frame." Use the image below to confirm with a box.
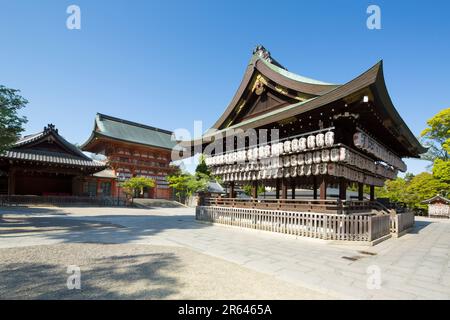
[207,181,225,194]
[0,124,106,170]
[81,113,182,151]
[421,195,450,205]
[92,169,117,179]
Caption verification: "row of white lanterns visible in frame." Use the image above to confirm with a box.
[353,132,407,172]
[205,131,335,166]
[210,146,397,180]
[220,163,385,187]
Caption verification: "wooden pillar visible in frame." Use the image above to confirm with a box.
[291,179,296,199]
[370,185,375,201]
[313,176,318,200]
[275,179,280,199]
[229,182,235,198]
[251,181,258,199]
[281,179,288,199]
[358,183,364,201]
[8,168,16,195]
[319,177,327,200]
[339,179,347,201]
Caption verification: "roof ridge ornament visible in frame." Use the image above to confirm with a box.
[253,45,272,63]
[44,123,58,134]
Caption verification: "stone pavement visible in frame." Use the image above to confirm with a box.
[0,206,449,299]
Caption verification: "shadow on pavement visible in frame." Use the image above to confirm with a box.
[0,251,181,299]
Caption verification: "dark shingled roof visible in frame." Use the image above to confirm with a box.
[0,124,106,169]
[81,113,182,151]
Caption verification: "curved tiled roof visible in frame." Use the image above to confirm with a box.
[0,125,106,170]
[82,113,183,151]
[3,150,105,167]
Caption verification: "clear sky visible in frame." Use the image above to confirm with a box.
[1,0,449,174]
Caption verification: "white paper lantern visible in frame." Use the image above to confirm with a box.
[283,140,292,153]
[307,135,316,149]
[319,163,327,175]
[299,138,307,151]
[305,152,313,165]
[312,164,320,175]
[305,164,312,176]
[316,133,325,148]
[291,139,299,152]
[313,151,322,164]
[325,131,335,147]
[283,156,291,167]
[291,166,297,177]
[298,165,305,176]
[321,149,330,162]
[290,155,297,167]
[297,153,305,165]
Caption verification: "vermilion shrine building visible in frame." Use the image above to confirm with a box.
[81,113,180,200]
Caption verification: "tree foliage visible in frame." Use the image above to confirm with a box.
[195,154,211,176]
[377,173,449,213]
[420,108,450,161]
[433,158,450,184]
[0,85,28,154]
[167,171,210,203]
[242,184,265,197]
[120,176,156,200]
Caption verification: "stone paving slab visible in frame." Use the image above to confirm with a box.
[1,206,450,299]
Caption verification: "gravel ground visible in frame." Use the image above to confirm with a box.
[0,243,330,299]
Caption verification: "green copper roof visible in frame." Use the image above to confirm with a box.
[260,58,337,86]
[90,113,180,150]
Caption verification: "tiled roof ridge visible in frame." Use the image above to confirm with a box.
[97,113,174,136]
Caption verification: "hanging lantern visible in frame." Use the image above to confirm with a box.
[307,135,316,149]
[315,133,325,148]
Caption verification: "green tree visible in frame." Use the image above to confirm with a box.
[242,184,265,197]
[168,171,210,204]
[0,86,28,154]
[420,108,450,161]
[120,176,156,203]
[195,154,211,176]
[376,177,408,203]
[433,159,450,185]
[405,172,449,211]
[167,172,192,203]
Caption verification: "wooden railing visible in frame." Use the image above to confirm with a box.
[201,197,381,215]
[390,211,415,237]
[196,206,391,242]
[0,195,128,207]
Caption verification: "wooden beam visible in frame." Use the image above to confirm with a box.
[291,179,296,199]
[339,179,347,200]
[281,179,288,199]
[319,177,327,200]
[251,181,258,199]
[229,182,235,198]
[358,183,364,201]
[8,167,16,195]
[313,176,318,200]
[275,179,280,199]
[370,185,375,201]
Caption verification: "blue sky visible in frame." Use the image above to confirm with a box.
[1,0,449,174]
